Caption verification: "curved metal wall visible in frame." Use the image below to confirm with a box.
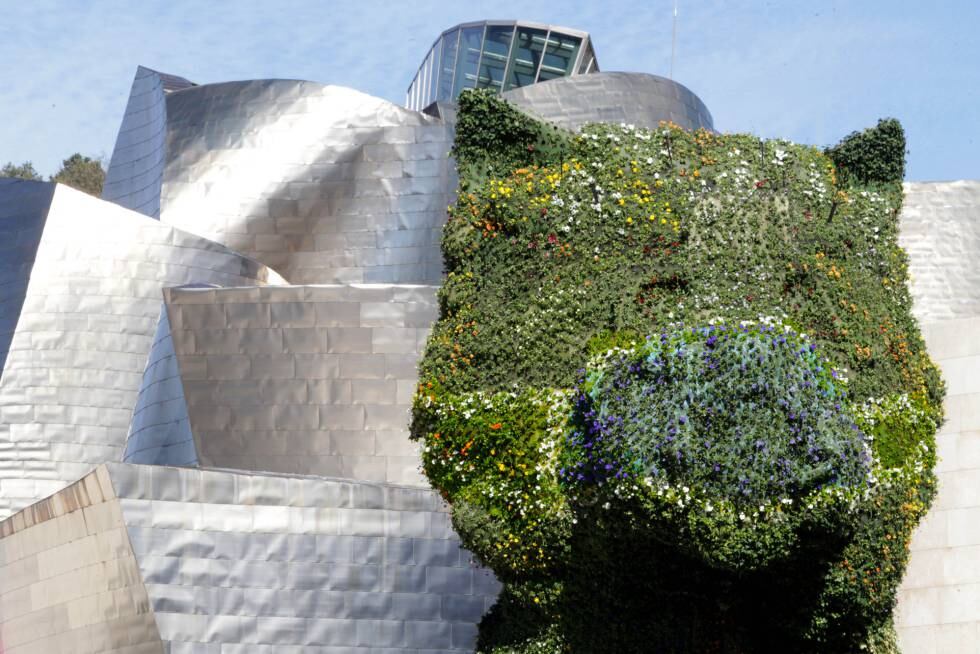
[159,81,453,285]
[0,182,284,519]
[501,71,714,132]
[101,66,192,219]
[122,305,196,467]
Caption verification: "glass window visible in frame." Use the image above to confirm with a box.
[476,25,514,91]
[417,54,428,110]
[537,32,582,82]
[423,45,437,107]
[453,26,485,98]
[504,26,548,91]
[431,40,442,105]
[437,29,460,101]
[409,75,419,110]
[577,43,595,74]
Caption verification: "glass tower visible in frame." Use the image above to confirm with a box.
[406,20,599,111]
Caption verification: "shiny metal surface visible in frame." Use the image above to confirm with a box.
[0,463,499,652]
[0,467,164,654]
[123,305,196,467]
[406,20,599,111]
[159,80,454,285]
[0,180,53,377]
[0,181,283,519]
[501,71,714,132]
[102,66,193,219]
[123,284,437,486]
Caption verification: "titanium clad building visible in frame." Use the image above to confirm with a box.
[6,15,978,654]
[406,20,598,111]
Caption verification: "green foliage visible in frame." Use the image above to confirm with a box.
[413,93,942,653]
[421,108,939,410]
[51,153,105,196]
[854,393,939,469]
[566,324,869,502]
[478,582,565,653]
[1,161,42,180]
[826,118,906,186]
[2,154,106,197]
[584,328,642,356]
[452,89,571,190]
[412,388,572,580]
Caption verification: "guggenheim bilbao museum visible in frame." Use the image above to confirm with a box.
[0,18,978,653]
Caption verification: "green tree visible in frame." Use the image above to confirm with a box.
[1,161,42,180]
[50,153,105,196]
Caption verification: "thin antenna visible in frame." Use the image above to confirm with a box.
[670,0,678,80]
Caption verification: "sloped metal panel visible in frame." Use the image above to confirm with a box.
[158,283,437,486]
[159,81,454,285]
[106,463,499,652]
[0,182,284,519]
[0,180,54,379]
[122,305,196,467]
[101,67,188,219]
[0,467,164,654]
[502,71,714,132]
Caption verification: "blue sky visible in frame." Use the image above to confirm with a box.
[1,0,976,181]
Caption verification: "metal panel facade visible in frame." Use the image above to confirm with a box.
[502,71,715,132]
[0,183,283,519]
[0,464,498,653]
[159,81,453,285]
[111,464,499,652]
[102,66,193,219]
[123,284,438,485]
[123,306,197,467]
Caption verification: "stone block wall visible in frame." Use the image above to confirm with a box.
[896,181,980,651]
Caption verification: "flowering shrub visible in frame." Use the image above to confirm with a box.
[565,323,870,500]
[413,90,942,653]
[854,392,939,469]
[421,94,941,413]
[412,387,573,579]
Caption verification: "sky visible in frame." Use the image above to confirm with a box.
[0,0,977,182]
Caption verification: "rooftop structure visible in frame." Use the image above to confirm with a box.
[406,20,598,111]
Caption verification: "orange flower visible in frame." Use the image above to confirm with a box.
[489,423,503,430]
